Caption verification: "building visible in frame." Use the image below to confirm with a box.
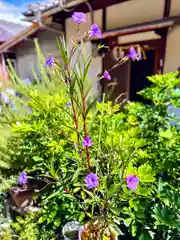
[0,0,180,100]
[0,19,63,82]
[0,20,25,86]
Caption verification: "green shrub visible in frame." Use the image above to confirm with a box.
[0,32,179,240]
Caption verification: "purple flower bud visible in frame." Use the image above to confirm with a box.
[72,12,86,24]
[66,102,72,107]
[127,47,140,61]
[1,92,9,104]
[45,56,55,67]
[85,173,99,189]
[89,24,102,38]
[126,174,139,190]
[23,78,31,86]
[18,171,28,185]
[11,103,17,111]
[1,88,15,104]
[103,70,111,80]
[82,136,92,148]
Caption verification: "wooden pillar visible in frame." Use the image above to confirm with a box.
[164,0,171,18]
[162,0,171,73]
[102,8,106,32]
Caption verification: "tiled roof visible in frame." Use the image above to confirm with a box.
[0,23,40,54]
[0,20,26,42]
[23,0,69,17]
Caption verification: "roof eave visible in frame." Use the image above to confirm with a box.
[22,0,88,22]
[0,23,40,54]
[95,16,180,40]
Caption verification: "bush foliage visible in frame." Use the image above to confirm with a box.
[0,37,179,240]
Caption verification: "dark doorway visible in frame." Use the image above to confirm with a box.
[102,51,130,103]
[130,49,155,102]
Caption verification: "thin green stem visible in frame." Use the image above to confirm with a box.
[97,93,105,158]
[82,87,91,169]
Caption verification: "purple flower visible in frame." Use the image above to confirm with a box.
[1,92,9,104]
[127,47,139,60]
[18,171,28,185]
[89,24,101,38]
[66,102,72,107]
[82,136,92,148]
[103,70,111,80]
[1,88,15,104]
[126,175,139,190]
[85,173,99,189]
[45,56,55,67]
[23,78,31,86]
[11,103,17,111]
[72,12,86,24]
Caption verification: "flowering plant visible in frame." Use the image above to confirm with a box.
[37,13,156,239]
[0,11,179,240]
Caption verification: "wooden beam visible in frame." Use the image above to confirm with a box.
[41,24,63,34]
[96,16,180,40]
[99,21,173,39]
[53,0,129,22]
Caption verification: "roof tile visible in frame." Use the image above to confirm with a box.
[23,0,68,17]
[0,20,26,42]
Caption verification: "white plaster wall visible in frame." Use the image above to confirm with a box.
[164,26,180,73]
[170,0,180,16]
[15,41,36,79]
[117,31,161,44]
[15,29,61,79]
[106,0,164,30]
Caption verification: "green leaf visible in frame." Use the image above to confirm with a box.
[38,216,46,224]
[108,183,121,196]
[139,232,153,240]
[152,205,179,227]
[54,219,61,227]
[44,190,60,202]
[73,187,81,193]
[79,212,85,222]
[129,199,139,211]
[131,222,137,237]
[84,189,94,198]
[159,128,173,139]
[32,156,44,162]
[61,193,75,200]
[138,163,155,183]
[110,207,121,216]
[124,218,132,227]
[109,224,123,236]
